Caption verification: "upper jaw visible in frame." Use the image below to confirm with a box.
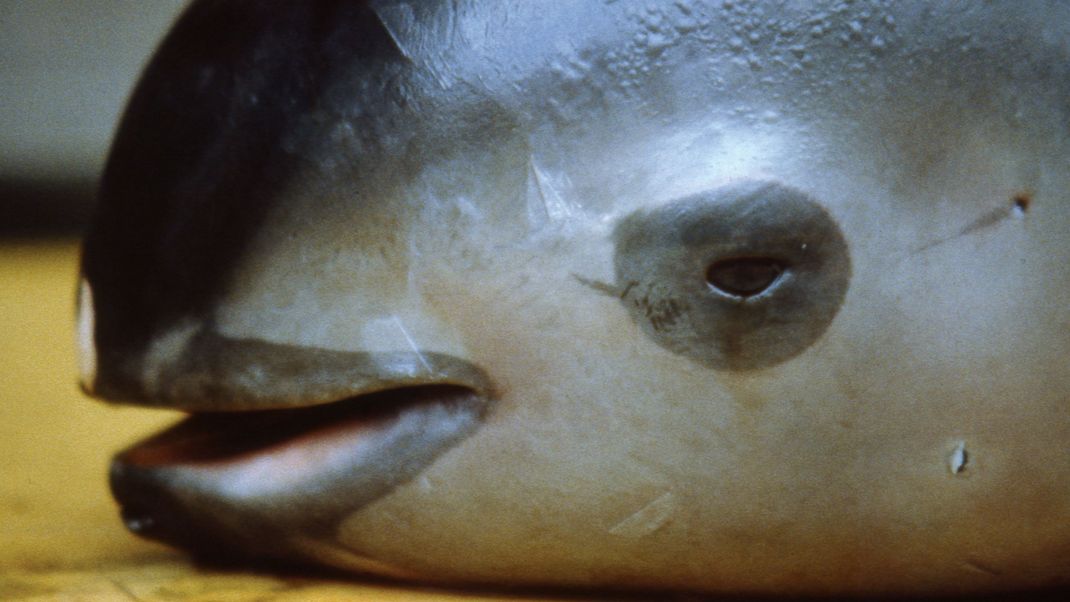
[85,324,494,413]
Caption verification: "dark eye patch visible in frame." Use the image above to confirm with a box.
[613,180,851,370]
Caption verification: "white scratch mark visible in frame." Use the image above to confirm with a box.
[393,315,432,373]
[609,491,675,538]
[526,157,575,228]
[949,441,969,475]
[369,1,416,61]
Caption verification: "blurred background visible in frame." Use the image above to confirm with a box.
[1,0,188,236]
[1,2,187,599]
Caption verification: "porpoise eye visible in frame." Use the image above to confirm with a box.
[705,257,787,298]
[613,180,851,370]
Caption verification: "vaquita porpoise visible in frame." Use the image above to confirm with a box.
[78,0,1070,597]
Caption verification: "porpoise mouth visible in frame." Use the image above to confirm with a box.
[116,385,484,470]
[104,333,492,564]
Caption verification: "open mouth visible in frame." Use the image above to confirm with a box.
[119,384,486,468]
[110,382,489,560]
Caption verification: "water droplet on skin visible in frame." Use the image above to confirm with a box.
[646,32,673,53]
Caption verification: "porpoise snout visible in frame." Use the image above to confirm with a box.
[102,332,492,566]
[110,458,248,562]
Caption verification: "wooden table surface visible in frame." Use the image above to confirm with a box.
[0,240,609,602]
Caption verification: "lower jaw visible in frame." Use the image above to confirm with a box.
[110,385,488,562]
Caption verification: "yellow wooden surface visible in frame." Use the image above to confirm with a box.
[0,240,591,602]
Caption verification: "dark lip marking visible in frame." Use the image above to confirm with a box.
[89,326,493,413]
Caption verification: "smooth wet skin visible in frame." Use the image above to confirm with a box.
[81,0,1070,597]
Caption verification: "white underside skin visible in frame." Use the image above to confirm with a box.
[186,1,1070,595]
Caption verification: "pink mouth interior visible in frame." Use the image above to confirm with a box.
[120,385,479,469]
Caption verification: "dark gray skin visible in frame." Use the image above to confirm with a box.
[79,0,1070,597]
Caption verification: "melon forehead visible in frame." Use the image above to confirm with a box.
[215,0,1070,348]
[256,0,1068,231]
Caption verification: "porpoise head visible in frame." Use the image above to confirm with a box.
[79,1,1070,596]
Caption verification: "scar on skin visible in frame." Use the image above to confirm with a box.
[369,2,415,63]
[608,491,676,538]
[949,441,969,475]
[914,192,1033,254]
[391,315,432,373]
